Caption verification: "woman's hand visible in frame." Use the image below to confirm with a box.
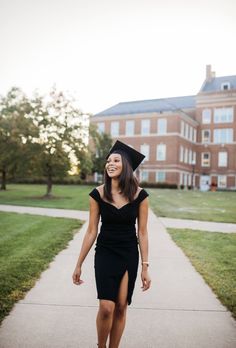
[72,266,84,285]
[141,269,151,291]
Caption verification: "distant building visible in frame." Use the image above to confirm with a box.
[90,65,236,189]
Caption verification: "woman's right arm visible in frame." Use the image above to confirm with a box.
[72,196,100,285]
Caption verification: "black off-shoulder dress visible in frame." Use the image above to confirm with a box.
[89,188,149,305]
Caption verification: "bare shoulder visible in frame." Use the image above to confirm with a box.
[96,184,104,195]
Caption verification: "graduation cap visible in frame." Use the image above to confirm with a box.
[106,140,145,171]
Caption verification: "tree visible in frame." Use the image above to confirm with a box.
[0,87,38,190]
[90,127,113,175]
[30,87,88,197]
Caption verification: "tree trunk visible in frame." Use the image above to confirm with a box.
[45,174,53,198]
[0,170,6,190]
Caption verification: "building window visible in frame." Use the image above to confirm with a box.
[218,175,227,188]
[125,120,134,136]
[218,152,228,167]
[214,107,233,123]
[97,122,105,134]
[94,172,103,183]
[184,148,188,163]
[189,126,193,141]
[140,170,149,182]
[111,121,119,136]
[181,121,185,136]
[188,149,192,164]
[156,171,166,182]
[157,118,167,134]
[141,119,150,135]
[193,151,196,164]
[156,144,166,161]
[221,82,230,90]
[202,109,211,124]
[201,152,210,167]
[179,146,184,162]
[202,129,211,143]
[140,144,149,161]
[213,128,233,144]
[193,129,197,142]
[185,123,189,138]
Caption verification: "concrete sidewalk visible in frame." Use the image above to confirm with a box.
[0,208,236,347]
[160,217,236,233]
[0,204,89,221]
[1,204,236,233]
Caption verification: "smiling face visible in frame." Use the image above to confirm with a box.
[105,153,123,178]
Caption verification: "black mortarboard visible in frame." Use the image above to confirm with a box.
[106,140,145,171]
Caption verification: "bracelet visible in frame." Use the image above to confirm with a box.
[141,261,149,267]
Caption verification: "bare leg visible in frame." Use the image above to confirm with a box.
[97,300,115,348]
[109,271,129,348]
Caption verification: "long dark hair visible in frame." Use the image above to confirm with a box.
[103,151,139,203]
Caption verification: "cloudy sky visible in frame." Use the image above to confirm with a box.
[0,0,235,114]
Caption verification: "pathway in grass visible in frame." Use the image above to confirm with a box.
[1,185,236,223]
[0,211,82,324]
[167,228,236,319]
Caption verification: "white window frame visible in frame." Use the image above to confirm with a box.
[157,118,167,134]
[214,107,233,123]
[189,126,193,141]
[156,144,166,161]
[141,119,150,135]
[218,152,228,167]
[140,170,149,182]
[213,128,233,144]
[97,122,105,134]
[125,120,135,136]
[193,128,197,142]
[201,152,210,167]
[110,121,119,136]
[156,171,166,183]
[185,123,189,138]
[202,109,211,124]
[218,175,227,188]
[188,149,192,164]
[181,121,185,136]
[184,148,188,164]
[140,144,149,161]
[202,129,211,143]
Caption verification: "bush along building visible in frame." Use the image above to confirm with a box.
[90,65,236,190]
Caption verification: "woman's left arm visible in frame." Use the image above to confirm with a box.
[137,197,151,291]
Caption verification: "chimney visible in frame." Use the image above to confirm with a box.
[206,64,215,81]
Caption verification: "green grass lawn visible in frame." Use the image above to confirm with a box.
[0,184,94,210]
[149,189,236,223]
[1,185,236,223]
[167,228,236,319]
[0,211,82,324]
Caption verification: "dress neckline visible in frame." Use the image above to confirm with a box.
[95,188,143,210]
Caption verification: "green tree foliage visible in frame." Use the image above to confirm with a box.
[30,87,88,196]
[0,87,38,190]
[90,127,113,175]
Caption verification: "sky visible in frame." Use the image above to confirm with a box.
[0,0,236,115]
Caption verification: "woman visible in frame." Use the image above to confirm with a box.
[72,140,151,348]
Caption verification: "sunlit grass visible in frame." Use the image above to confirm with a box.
[149,189,236,223]
[0,211,82,324]
[167,228,236,319]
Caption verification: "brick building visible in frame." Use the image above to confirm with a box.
[90,65,236,189]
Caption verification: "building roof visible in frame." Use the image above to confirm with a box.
[94,95,196,117]
[200,75,236,92]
